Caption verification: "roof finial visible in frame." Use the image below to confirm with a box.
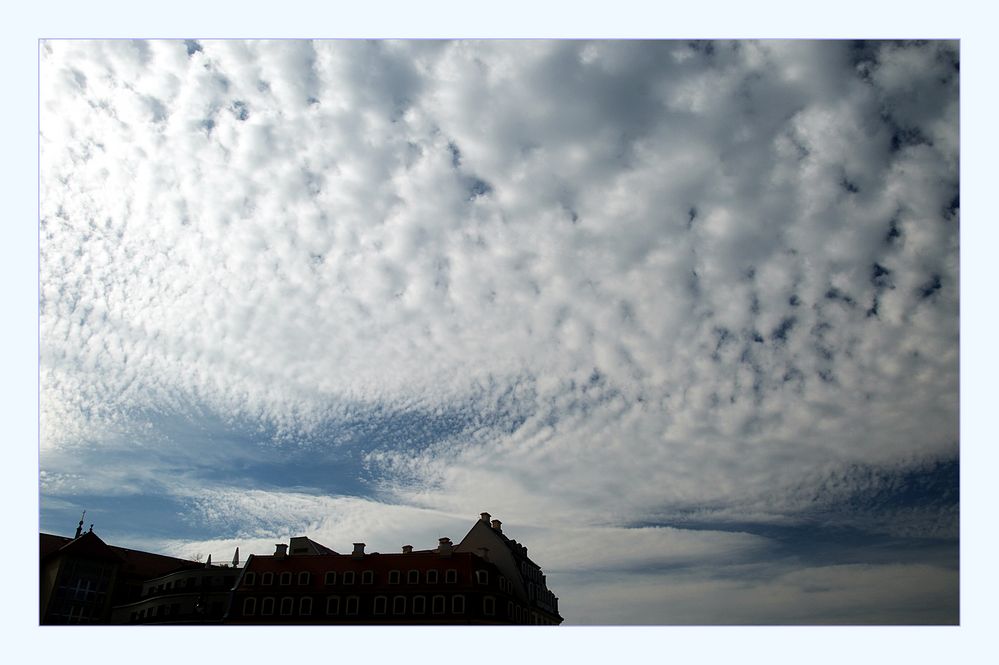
[75,510,86,538]
[232,547,240,567]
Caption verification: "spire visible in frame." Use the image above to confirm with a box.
[204,554,212,568]
[232,547,240,567]
[75,510,86,539]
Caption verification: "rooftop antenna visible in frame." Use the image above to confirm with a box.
[75,510,86,539]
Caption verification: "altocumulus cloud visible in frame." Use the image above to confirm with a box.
[39,39,958,624]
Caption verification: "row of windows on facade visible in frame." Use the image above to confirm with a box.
[238,593,555,623]
[145,575,235,596]
[130,600,224,622]
[244,568,492,587]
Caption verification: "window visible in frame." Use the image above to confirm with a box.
[326,596,340,615]
[261,597,275,615]
[507,601,513,619]
[244,572,256,586]
[280,572,292,586]
[300,597,312,615]
[432,595,445,615]
[413,595,426,615]
[426,570,438,584]
[343,571,355,585]
[243,597,257,616]
[483,596,495,616]
[261,572,273,586]
[345,596,359,615]
[407,570,419,584]
[361,570,374,585]
[452,595,465,614]
[392,596,406,615]
[298,572,310,585]
[280,597,294,615]
[373,595,387,615]
[445,569,457,584]
[324,571,337,585]
[388,570,401,584]
[475,570,489,585]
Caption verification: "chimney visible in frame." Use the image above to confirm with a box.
[274,544,287,559]
[402,545,413,554]
[352,543,366,559]
[480,512,491,524]
[491,519,502,533]
[437,537,453,556]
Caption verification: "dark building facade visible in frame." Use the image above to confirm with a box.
[40,520,203,624]
[40,512,562,625]
[225,512,561,625]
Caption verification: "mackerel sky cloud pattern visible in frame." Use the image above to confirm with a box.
[39,39,959,624]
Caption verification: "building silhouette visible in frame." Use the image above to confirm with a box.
[40,512,562,625]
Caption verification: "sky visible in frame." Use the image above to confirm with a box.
[37,38,961,626]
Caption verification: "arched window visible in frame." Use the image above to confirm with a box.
[242,597,257,616]
[373,595,387,615]
[261,572,273,586]
[298,571,311,585]
[392,595,406,615]
[279,572,292,586]
[326,595,340,615]
[299,596,312,615]
[432,595,445,614]
[279,597,294,615]
[413,595,426,614]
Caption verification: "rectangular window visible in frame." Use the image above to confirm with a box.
[361,570,374,585]
[392,596,406,615]
[452,595,465,614]
[445,569,457,584]
[426,570,438,584]
[346,596,359,615]
[262,572,273,586]
[407,570,419,584]
[475,570,488,585]
[299,597,312,615]
[413,596,426,614]
[373,595,387,615]
[298,572,310,585]
[280,597,294,615]
[325,571,336,585]
[261,597,274,615]
[388,570,401,584]
[432,595,445,615]
[326,596,340,615]
[483,596,495,616]
[243,597,257,616]
[244,572,256,586]
[280,572,292,586]
[343,571,355,585]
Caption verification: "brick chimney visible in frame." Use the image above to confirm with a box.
[352,543,365,559]
[480,512,491,524]
[436,537,453,556]
[274,543,288,559]
[402,545,413,554]
[490,519,502,533]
